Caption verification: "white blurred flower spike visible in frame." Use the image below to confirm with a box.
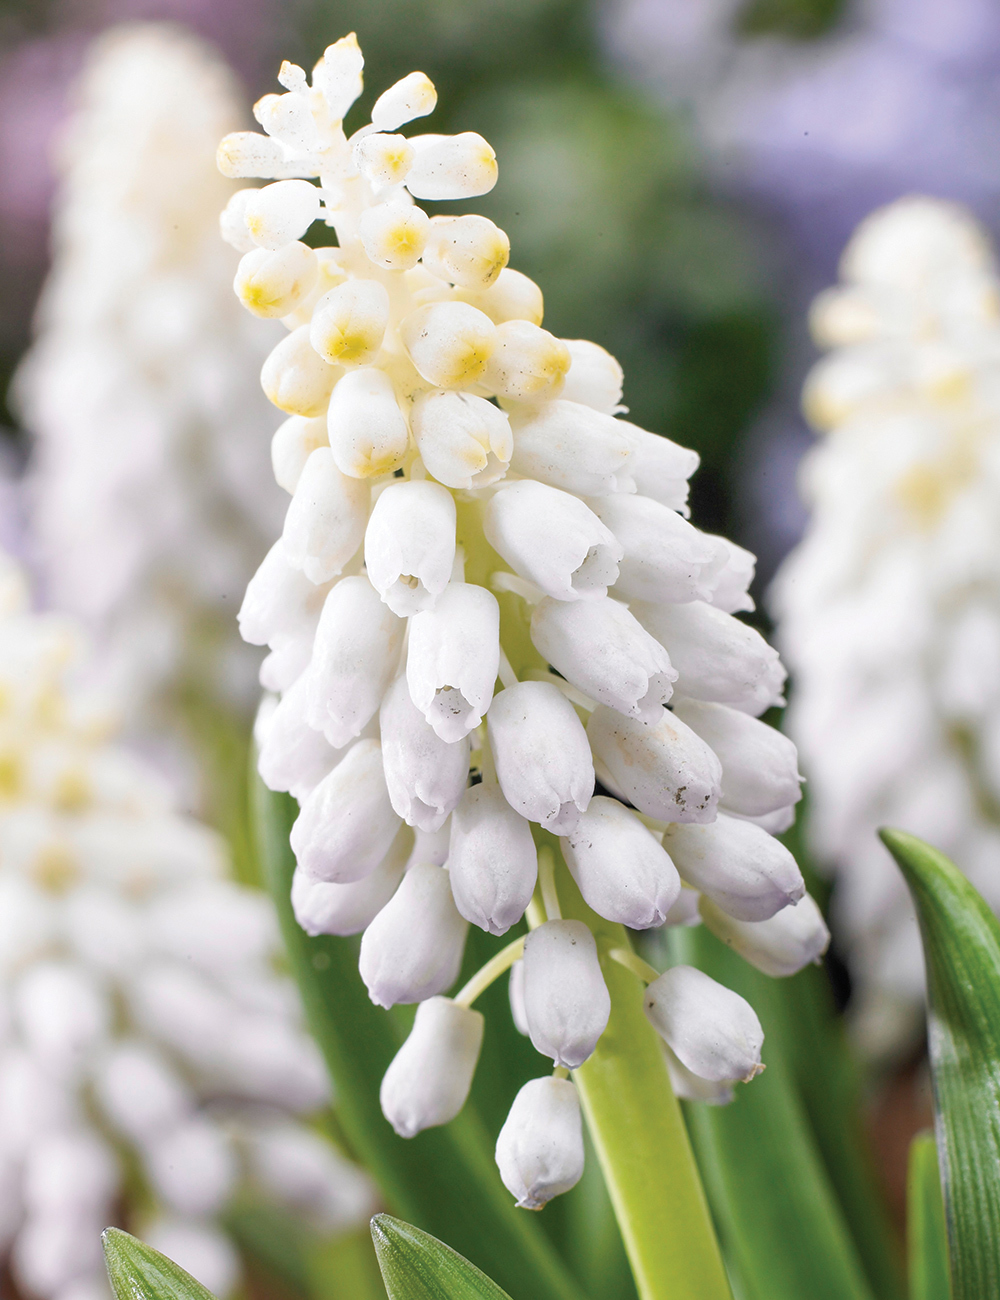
[15,23,286,802]
[772,196,1000,1058]
[230,32,821,1207]
[0,552,374,1299]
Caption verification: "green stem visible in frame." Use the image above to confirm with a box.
[550,848,733,1300]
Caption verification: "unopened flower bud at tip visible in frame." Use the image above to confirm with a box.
[699,892,830,978]
[644,965,763,1083]
[521,920,610,1069]
[380,996,483,1137]
[495,1077,584,1209]
[235,243,318,319]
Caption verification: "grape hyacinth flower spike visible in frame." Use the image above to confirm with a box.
[228,33,827,1209]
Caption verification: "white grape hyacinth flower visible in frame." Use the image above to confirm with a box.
[772,195,1000,1059]
[231,32,819,1207]
[0,553,374,1299]
[15,24,285,788]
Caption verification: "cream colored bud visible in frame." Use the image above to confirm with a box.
[326,367,410,478]
[406,133,498,201]
[271,416,328,493]
[458,268,544,326]
[220,190,258,252]
[245,179,321,250]
[359,200,430,271]
[400,302,496,388]
[217,131,288,180]
[410,390,512,489]
[559,340,625,413]
[353,133,415,192]
[313,34,365,120]
[482,321,570,400]
[423,215,510,289]
[261,326,339,417]
[372,71,438,131]
[235,243,318,319]
[253,92,322,152]
[310,280,390,368]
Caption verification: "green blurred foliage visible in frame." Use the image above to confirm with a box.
[295,0,776,536]
[736,0,846,40]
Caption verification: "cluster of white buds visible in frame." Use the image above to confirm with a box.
[773,196,1000,1056]
[16,23,284,762]
[230,33,828,1209]
[0,553,374,1300]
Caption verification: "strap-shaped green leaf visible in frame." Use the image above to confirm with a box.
[671,924,879,1300]
[372,1215,512,1300]
[880,829,1000,1300]
[251,775,583,1300]
[907,1132,951,1300]
[103,1228,217,1300]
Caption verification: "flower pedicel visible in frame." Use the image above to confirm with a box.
[226,34,828,1210]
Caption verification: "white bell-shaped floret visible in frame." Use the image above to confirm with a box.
[217,130,292,179]
[700,893,830,978]
[483,481,622,601]
[244,180,322,250]
[239,540,329,646]
[400,301,496,388]
[306,576,404,746]
[509,960,529,1035]
[530,596,676,721]
[406,582,500,741]
[635,600,785,717]
[507,401,635,496]
[371,71,438,131]
[262,326,340,417]
[254,91,322,152]
[495,1077,584,1209]
[410,390,512,489]
[312,34,365,120]
[326,366,410,479]
[482,321,570,400]
[144,1114,238,1216]
[663,1045,735,1104]
[380,674,470,831]
[359,200,430,271]
[558,340,624,413]
[93,1043,191,1143]
[593,495,727,604]
[290,739,401,883]
[310,280,390,368]
[364,480,456,616]
[359,864,468,1007]
[290,829,410,937]
[220,188,258,252]
[272,416,328,494]
[423,215,510,290]
[620,423,700,513]
[587,705,722,823]
[487,682,594,833]
[234,242,318,318]
[662,814,804,923]
[353,133,415,192]
[281,448,369,585]
[257,672,339,800]
[405,133,498,201]
[14,963,110,1071]
[644,965,764,1083]
[671,700,803,818]
[561,797,680,929]
[23,1129,118,1219]
[380,996,483,1137]
[447,781,537,935]
[458,267,544,326]
[706,539,756,615]
[521,920,610,1068]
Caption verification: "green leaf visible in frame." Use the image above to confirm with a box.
[670,924,880,1300]
[102,1228,217,1300]
[880,829,1000,1300]
[907,1132,951,1300]
[371,1215,511,1300]
[251,775,583,1300]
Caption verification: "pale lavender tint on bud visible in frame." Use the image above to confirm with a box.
[359,864,468,1007]
[644,965,763,1083]
[662,814,804,923]
[521,920,610,1069]
[379,996,484,1137]
[700,893,830,978]
[495,1077,584,1209]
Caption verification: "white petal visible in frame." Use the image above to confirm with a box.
[495,1077,584,1209]
[508,400,635,496]
[405,132,498,201]
[594,495,727,604]
[662,814,804,922]
[281,448,369,584]
[290,827,411,936]
[365,480,456,616]
[380,996,483,1137]
[447,782,537,935]
[326,366,410,478]
[406,582,500,741]
[380,674,470,831]
[700,893,830,978]
[521,920,610,1069]
[644,965,763,1083]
